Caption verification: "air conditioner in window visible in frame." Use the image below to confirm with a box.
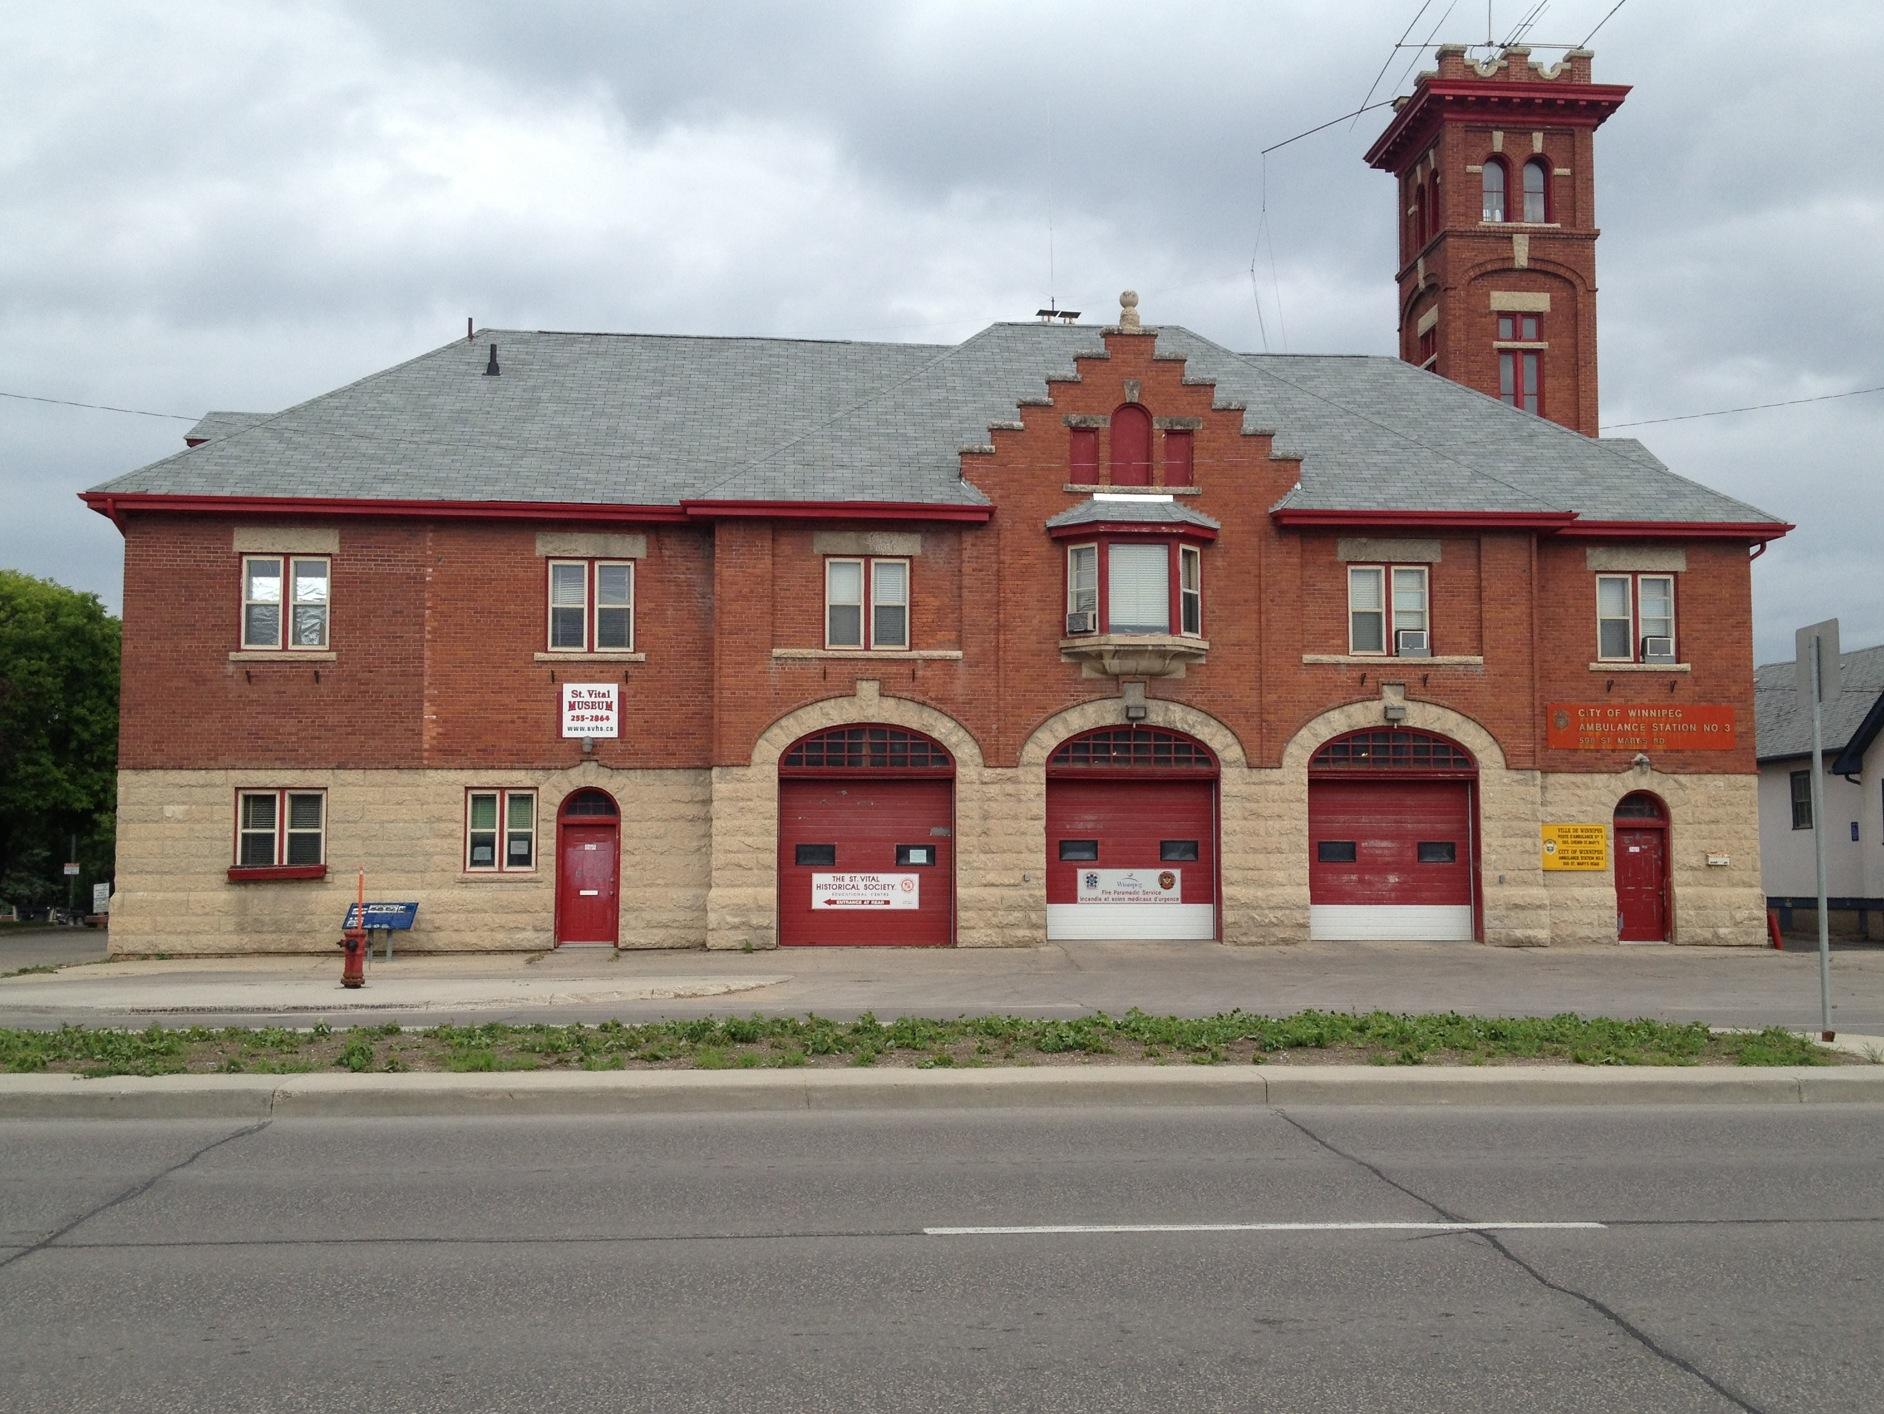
[1065,610,1097,635]
[1641,636,1676,663]
[1395,629,1431,657]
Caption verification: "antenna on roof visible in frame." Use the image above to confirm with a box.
[1034,299,1081,325]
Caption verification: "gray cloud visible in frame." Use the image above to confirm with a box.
[2,0,1878,662]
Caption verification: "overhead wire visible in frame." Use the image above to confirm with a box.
[1351,1,1436,131]
[1578,0,1629,48]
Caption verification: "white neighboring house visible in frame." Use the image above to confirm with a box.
[1755,644,1884,939]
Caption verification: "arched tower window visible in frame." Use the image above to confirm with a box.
[1109,403,1151,486]
[1522,158,1548,222]
[1414,181,1430,244]
[1481,159,1507,222]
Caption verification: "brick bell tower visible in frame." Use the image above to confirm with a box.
[1364,45,1629,437]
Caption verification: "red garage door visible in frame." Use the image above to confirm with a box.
[778,725,954,947]
[1045,727,1217,941]
[1307,729,1477,941]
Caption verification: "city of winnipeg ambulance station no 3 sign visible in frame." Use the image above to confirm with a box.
[811,874,921,909]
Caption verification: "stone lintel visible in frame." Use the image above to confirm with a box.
[810,531,923,557]
[1336,537,1443,564]
[536,531,647,559]
[233,528,339,555]
[1491,291,1552,313]
[1586,546,1687,573]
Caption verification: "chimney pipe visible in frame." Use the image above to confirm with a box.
[466,316,474,343]
[485,343,500,376]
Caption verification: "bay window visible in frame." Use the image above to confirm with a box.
[1108,543,1170,634]
[1060,536,1206,639]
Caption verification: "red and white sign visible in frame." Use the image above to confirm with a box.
[812,873,920,909]
[560,683,620,739]
[1074,868,1182,905]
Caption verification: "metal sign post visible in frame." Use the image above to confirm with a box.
[1796,618,1840,1041]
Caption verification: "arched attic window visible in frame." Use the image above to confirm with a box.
[1110,403,1151,486]
[1522,158,1548,222]
[1481,159,1507,222]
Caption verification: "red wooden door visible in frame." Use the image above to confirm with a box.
[778,777,952,946]
[557,822,619,944]
[1615,827,1668,941]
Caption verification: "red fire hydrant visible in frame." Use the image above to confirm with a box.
[339,926,367,988]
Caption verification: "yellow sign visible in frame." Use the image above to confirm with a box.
[1541,824,1608,871]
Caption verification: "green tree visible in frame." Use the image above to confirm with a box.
[0,570,120,913]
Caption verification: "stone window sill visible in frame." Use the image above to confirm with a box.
[229,651,337,663]
[227,864,328,883]
[772,649,964,661]
[1303,654,1484,667]
[534,652,645,663]
[1062,484,1201,495]
[457,873,540,884]
[1589,662,1692,673]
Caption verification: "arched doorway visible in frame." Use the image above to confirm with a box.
[1307,727,1479,941]
[777,724,955,946]
[1614,792,1671,942]
[554,788,620,946]
[1045,725,1219,940]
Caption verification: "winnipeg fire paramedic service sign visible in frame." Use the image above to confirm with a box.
[560,683,620,739]
[1076,869,1182,904]
[812,873,920,909]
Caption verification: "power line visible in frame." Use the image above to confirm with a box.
[0,389,197,422]
[1352,2,1436,131]
[1579,0,1629,48]
[1602,385,1884,431]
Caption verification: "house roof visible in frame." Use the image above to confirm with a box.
[182,411,268,444]
[1754,642,1884,764]
[1044,497,1221,531]
[90,321,1784,530]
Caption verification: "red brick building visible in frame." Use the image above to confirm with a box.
[86,48,1787,953]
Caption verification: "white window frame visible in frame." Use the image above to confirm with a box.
[1596,572,1677,664]
[465,788,537,873]
[1347,563,1432,657]
[234,788,326,870]
[1179,544,1203,638]
[1067,543,1099,620]
[241,554,330,651]
[824,556,909,651]
[1104,540,1172,635]
[545,559,634,653]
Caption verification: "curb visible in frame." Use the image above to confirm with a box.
[1,1064,1881,1120]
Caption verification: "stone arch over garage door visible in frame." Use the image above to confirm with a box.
[706,683,988,950]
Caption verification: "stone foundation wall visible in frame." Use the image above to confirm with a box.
[109,765,710,956]
[110,687,1767,954]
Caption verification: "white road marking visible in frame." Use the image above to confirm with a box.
[923,1221,1605,1236]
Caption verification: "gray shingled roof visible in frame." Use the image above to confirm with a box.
[1754,643,1884,760]
[92,321,1784,528]
[1045,497,1221,531]
[183,411,267,443]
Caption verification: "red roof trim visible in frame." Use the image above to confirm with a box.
[1554,519,1793,543]
[1365,80,1630,167]
[1272,508,1578,530]
[80,492,993,528]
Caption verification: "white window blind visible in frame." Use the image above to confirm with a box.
[1108,543,1169,634]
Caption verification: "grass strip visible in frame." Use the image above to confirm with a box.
[0,1010,1847,1078]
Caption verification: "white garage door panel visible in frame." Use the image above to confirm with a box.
[1309,904,1474,942]
[1047,903,1217,941]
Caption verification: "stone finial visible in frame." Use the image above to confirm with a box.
[1118,290,1141,330]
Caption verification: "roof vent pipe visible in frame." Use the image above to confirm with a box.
[485,343,500,376]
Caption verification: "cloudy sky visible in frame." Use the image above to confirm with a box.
[2,0,1878,662]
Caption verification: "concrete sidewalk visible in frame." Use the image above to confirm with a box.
[4,938,1884,1032]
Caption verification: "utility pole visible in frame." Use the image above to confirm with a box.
[1796,619,1840,1041]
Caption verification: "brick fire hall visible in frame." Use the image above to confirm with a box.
[87,47,1788,954]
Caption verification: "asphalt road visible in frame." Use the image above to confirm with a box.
[3,1104,1881,1412]
[0,927,106,974]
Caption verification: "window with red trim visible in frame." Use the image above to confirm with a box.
[1596,573,1677,663]
[547,559,634,652]
[466,789,536,872]
[1481,158,1508,222]
[1050,726,1215,772]
[1110,404,1151,486]
[825,557,909,650]
[1522,158,1549,222]
[1311,729,1473,772]
[1069,426,1099,482]
[1163,429,1194,486]
[1495,313,1543,416]
[241,555,329,650]
[1347,564,1430,656]
[233,789,326,872]
[1416,325,1437,367]
[1064,537,1204,638]
[782,725,952,772]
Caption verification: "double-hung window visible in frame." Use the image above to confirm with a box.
[466,789,537,872]
[242,556,329,650]
[1063,538,1205,639]
[1348,565,1430,656]
[1496,313,1543,416]
[234,789,326,871]
[1596,573,1677,663]
[825,558,909,650]
[547,560,634,652]
[1789,770,1813,831]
